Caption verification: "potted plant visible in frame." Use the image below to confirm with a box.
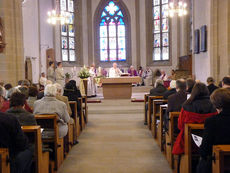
[65,72,71,84]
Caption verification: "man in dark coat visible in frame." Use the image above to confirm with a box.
[0,86,33,173]
[206,77,218,95]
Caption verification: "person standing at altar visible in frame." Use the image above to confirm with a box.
[47,61,55,83]
[88,64,97,97]
[109,63,122,78]
[55,62,65,88]
[128,65,138,76]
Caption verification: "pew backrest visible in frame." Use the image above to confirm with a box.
[213,145,230,173]
[0,148,10,173]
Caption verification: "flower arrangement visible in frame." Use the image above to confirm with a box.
[65,72,71,79]
[78,66,91,79]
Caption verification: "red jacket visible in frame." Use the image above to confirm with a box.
[172,97,218,155]
[0,100,33,113]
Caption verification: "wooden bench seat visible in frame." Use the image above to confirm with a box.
[213,145,230,173]
[34,114,64,171]
[165,112,180,168]
[22,126,49,173]
[69,101,81,137]
[147,96,163,130]
[0,148,10,173]
[151,99,168,139]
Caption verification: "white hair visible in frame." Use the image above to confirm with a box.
[44,84,57,97]
[154,79,164,88]
[53,83,63,95]
[7,87,20,99]
[170,80,176,89]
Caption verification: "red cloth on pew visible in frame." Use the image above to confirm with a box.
[172,108,218,155]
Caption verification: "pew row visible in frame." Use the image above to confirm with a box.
[147,95,163,130]
[69,101,81,137]
[34,114,64,172]
[213,145,230,173]
[22,126,49,173]
[0,148,10,173]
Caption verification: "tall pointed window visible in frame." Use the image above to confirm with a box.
[99,1,126,62]
[60,0,75,62]
[153,0,169,61]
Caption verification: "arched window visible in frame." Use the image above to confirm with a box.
[99,1,127,62]
[152,0,169,61]
[60,0,76,62]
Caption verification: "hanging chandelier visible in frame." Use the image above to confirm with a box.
[47,0,70,25]
[166,1,188,17]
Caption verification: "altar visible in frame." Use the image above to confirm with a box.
[101,77,141,99]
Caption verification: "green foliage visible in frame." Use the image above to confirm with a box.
[78,67,91,79]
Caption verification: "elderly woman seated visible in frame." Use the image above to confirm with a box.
[33,84,70,138]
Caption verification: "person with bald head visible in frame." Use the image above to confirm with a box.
[128,65,137,76]
[109,63,122,77]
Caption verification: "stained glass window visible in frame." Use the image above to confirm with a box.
[152,0,169,61]
[60,0,76,62]
[99,1,127,62]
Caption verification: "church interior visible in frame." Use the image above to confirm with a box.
[0,0,230,173]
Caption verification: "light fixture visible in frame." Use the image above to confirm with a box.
[47,0,70,25]
[165,1,188,18]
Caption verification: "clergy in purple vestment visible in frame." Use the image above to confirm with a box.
[128,66,138,76]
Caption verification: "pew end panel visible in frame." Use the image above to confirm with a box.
[147,96,163,130]
[78,98,86,130]
[213,145,230,173]
[69,101,81,137]
[34,114,64,171]
[165,112,180,169]
[144,94,149,123]
[22,126,49,173]
[0,148,10,173]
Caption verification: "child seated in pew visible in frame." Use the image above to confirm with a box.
[172,82,218,155]
[0,86,33,173]
[197,89,230,173]
[7,92,37,126]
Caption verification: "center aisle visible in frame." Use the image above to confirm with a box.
[58,94,172,173]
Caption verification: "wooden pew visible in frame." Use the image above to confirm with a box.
[69,101,81,137]
[151,99,168,139]
[0,148,10,173]
[82,96,88,124]
[67,122,74,152]
[22,126,49,173]
[78,98,86,130]
[213,145,230,173]
[144,94,149,124]
[147,96,163,130]
[165,112,180,168]
[176,123,204,173]
[34,114,64,171]
[157,104,168,151]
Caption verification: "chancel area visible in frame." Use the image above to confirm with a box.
[0,0,230,173]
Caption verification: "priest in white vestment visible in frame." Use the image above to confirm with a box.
[55,62,65,88]
[88,65,97,97]
[109,63,122,78]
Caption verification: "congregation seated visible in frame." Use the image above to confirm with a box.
[172,82,218,155]
[37,80,53,99]
[160,70,168,81]
[143,67,153,86]
[164,79,187,131]
[7,92,37,126]
[128,65,138,76]
[163,80,177,99]
[206,77,218,95]
[18,80,30,98]
[0,87,32,113]
[197,89,230,173]
[33,84,70,138]
[27,86,38,109]
[150,79,167,96]
[186,78,195,94]
[222,76,230,89]
[0,86,33,173]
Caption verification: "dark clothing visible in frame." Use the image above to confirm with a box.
[163,88,177,99]
[167,90,187,114]
[199,108,230,161]
[7,108,37,126]
[187,87,193,94]
[207,83,218,95]
[172,96,218,155]
[150,84,167,96]
[37,91,44,100]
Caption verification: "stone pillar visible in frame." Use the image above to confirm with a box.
[0,0,25,85]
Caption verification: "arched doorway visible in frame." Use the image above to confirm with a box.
[25,57,33,82]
